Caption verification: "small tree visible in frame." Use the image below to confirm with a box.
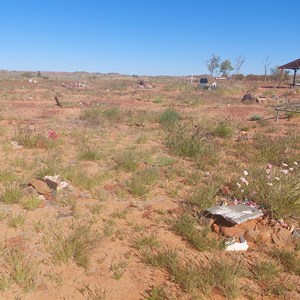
[263,56,271,82]
[206,54,221,76]
[219,60,233,77]
[270,66,290,82]
[234,56,246,78]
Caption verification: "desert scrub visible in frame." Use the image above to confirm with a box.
[188,184,219,211]
[127,109,159,126]
[78,143,101,161]
[166,121,214,158]
[208,259,246,299]
[111,260,128,280]
[21,196,41,210]
[232,166,300,219]
[249,114,262,121]
[251,260,280,281]
[79,284,107,300]
[114,149,138,172]
[253,133,300,164]
[1,183,22,204]
[127,167,159,196]
[134,233,161,251]
[159,108,181,129]
[8,214,26,228]
[80,104,123,126]
[211,119,235,138]
[0,168,17,183]
[13,125,55,149]
[46,223,98,269]
[62,165,108,191]
[173,214,223,251]
[144,249,210,295]
[145,286,169,300]
[6,249,39,292]
[270,248,300,275]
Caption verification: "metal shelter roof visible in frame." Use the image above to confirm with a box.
[279,58,300,70]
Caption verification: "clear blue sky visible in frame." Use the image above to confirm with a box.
[0,0,299,76]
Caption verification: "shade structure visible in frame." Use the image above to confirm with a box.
[278,58,300,87]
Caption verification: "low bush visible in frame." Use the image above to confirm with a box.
[173,214,223,251]
[159,108,181,129]
[166,121,214,158]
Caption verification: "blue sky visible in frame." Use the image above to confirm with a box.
[0,0,299,76]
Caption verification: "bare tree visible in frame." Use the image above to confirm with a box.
[234,56,246,76]
[206,54,221,76]
[263,56,271,82]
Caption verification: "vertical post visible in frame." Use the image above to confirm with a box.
[293,69,297,87]
[278,68,283,87]
[191,75,193,85]
[275,110,279,122]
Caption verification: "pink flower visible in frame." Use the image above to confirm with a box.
[48,130,58,140]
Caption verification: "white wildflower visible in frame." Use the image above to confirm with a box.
[289,168,294,171]
[267,182,273,186]
[240,177,249,185]
[275,177,280,181]
[282,163,288,167]
[281,169,289,175]
[236,182,241,189]
[294,161,298,166]
[243,170,249,176]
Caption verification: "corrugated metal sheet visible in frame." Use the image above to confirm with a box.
[206,205,263,224]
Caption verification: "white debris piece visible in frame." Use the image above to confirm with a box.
[44,175,70,192]
[225,240,249,251]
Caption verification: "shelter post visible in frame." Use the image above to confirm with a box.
[279,68,283,87]
[293,69,297,87]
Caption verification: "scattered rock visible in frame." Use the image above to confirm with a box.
[257,229,271,243]
[7,236,26,250]
[44,178,58,190]
[29,179,52,195]
[11,141,24,150]
[23,185,39,197]
[37,283,48,292]
[241,93,261,104]
[212,218,258,238]
[198,216,214,227]
[272,227,291,246]
[244,230,258,243]
[292,228,300,239]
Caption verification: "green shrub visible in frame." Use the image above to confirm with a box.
[212,120,234,138]
[127,167,159,196]
[80,105,122,126]
[1,184,22,204]
[159,108,181,129]
[78,144,101,161]
[249,114,262,121]
[232,166,300,219]
[114,149,138,172]
[13,126,50,149]
[271,248,300,275]
[166,121,213,158]
[188,184,219,211]
[252,260,280,281]
[253,133,300,164]
[173,214,223,251]
[22,196,41,210]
